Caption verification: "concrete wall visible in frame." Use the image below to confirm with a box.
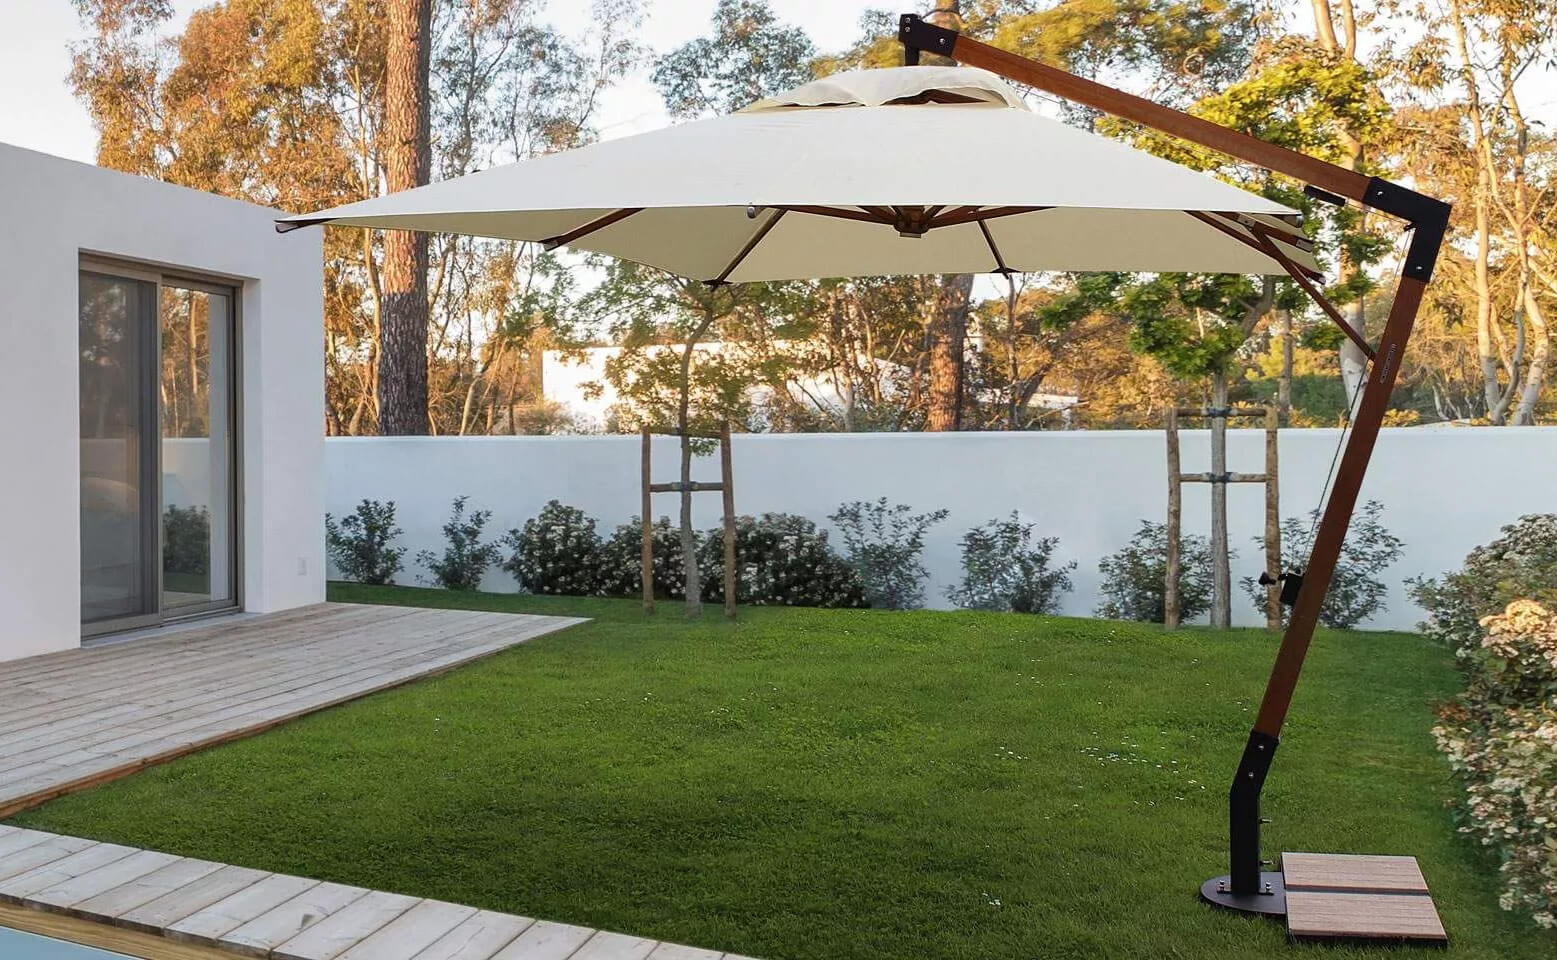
[0,142,324,661]
[325,427,1557,631]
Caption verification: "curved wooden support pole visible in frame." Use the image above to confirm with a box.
[899,10,1452,903]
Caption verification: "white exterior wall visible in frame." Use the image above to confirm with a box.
[0,143,325,661]
[325,427,1556,631]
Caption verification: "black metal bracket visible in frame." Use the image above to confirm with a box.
[899,13,958,65]
[1257,570,1304,607]
[1302,184,1346,208]
[1229,730,1279,894]
[1358,177,1452,283]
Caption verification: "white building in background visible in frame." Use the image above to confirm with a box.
[0,142,325,662]
[541,344,1080,430]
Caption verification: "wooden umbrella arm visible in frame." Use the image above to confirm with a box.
[899,11,1452,898]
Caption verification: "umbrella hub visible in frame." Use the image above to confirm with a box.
[893,206,933,237]
[741,65,1027,114]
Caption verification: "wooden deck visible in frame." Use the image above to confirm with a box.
[0,825,755,960]
[0,603,584,817]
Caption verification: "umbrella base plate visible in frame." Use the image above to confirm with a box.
[1199,872,1287,917]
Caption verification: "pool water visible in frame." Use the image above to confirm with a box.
[0,927,133,959]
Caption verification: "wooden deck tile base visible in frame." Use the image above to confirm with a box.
[1281,852,1447,943]
[0,826,756,960]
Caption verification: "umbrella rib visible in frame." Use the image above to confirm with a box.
[927,205,1048,229]
[1185,211,1376,361]
[978,220,1015,275]
[1184,210,1322,279]
[542,207,643,250]
[1248,228,1377,362]
[708,208,788,286]
[775,205,889,225]
[1210,210,1315,253]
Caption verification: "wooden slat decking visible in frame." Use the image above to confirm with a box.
[0,826,755,960]
[1281,851,1447,942]
[0,603,584,817]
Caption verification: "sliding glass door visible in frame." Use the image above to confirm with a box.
[80,263,237,635]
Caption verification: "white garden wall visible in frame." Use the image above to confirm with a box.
[326,427,1557,631]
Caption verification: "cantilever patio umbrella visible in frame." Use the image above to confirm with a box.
[279,65,1321,283]
[282,16,1451,941]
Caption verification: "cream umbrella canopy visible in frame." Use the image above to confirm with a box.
[278,65,1319,282]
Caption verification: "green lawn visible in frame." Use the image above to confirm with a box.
[11,584,1552,960]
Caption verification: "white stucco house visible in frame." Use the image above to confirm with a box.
[0,143,325,662]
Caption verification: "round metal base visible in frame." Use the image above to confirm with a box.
[1200,872,1287,917]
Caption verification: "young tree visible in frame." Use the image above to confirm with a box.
[592,0,814,613]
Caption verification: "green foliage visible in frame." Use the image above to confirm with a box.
[163,504,210,581]
[697,513,866,608]
[946,512,1074,614]
[1434,600,1557,928]
[1245,374,1348,424]
[1408,514,1557,657]
[325,500,405,586]
[415,496,503,591]
[828,498,949,610]
[651,0,815,119]
[501,501,604,596]
[1096,520,1216,623]
[1240,500,1404,628]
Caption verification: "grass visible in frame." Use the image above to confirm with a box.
[10,584,1553,960]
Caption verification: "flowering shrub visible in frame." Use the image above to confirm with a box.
[1095,520,1216,623]
[415,496,503,591]
[1409,514,1557,657]
[598,516,690,600]
[697,513,866,608]
[501,501,604,596]
[1433,600,1557,928]
[325,499,405,585]
[947,512,1074,614]
[829,498,949,610]
[1239,499,1403,629]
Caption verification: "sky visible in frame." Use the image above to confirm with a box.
[7,0,1553,164]
[0,0,872,165]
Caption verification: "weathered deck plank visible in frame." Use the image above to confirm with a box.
[0,829,751,960]
[0,603,583,816]
[334,898,477,960]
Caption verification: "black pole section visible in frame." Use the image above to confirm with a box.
[1228,731,1279,893]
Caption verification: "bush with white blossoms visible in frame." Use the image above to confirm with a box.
[1433,599,1557,928]
[598,516,690,600]
[1409,513,1557,657]
[696,513,866,608]
[501,501,604,596]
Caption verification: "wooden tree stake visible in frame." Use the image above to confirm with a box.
[1165,407,1182,629]
[640,425,654,614]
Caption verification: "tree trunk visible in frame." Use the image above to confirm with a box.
[1514,286,1548,425]
[927,273,973,431]
[1276,307,1293,424]
[677,308,716,618]
[377,0,432,435]
[1209,369,1231,629]
[1311,0,1369,423]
